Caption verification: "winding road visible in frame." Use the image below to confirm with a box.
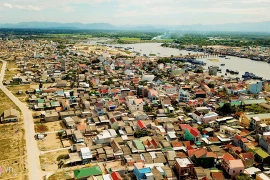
[0,60,43,180]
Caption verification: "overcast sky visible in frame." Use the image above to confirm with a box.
[0,0,269,25]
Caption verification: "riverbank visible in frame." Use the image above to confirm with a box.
[108,43,270,79]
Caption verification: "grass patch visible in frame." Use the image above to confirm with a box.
[119,37,142,43]
[0,90,20,114]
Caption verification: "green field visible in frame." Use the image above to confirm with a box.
[120,37,141,42]
[156,39,174,42]
[50,34,93,38]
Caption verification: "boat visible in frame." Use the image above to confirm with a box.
[220,64,225,66]
[219,55,226,58]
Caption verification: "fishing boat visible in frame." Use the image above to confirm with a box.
[219,55,226,58]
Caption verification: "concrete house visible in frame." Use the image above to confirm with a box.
[247,81,263,94]
[1,108,20,123]
[147,89,158,102]
[179,88,190,102]
[175,157,194,180]
[259,133,270,154]
[63,117,75,129]
[133,162,153,180]
[94,102,105,116]
[221,153,245,178]
[44,111,59,122]
[126,96,144,112]
[73,130,84,143]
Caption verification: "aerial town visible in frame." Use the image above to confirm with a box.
[0,37,270,180]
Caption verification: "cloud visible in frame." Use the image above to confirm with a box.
[62,6,75,12]
[2,3,40,11]
[3,3,12,8]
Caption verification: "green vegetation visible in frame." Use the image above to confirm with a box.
[157,57,172,64]
[134,130,152,138]
[120,37,141,42]
[246,104,270,114]
[235,173,252,180]
[217,103,237,115]
[143,105,153,112]
[5,28,270,47]
[56,154,69,161]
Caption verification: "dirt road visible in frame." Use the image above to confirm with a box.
[0,60,43,180]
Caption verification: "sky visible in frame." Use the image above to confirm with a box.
[0,0,270,25]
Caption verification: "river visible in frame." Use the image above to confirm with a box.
[110,43,270,79]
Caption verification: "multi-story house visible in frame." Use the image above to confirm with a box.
[259,133,270,154]
[134,162,153,180]
[125,96,144,112]
[178,88,190,102]
[175,157,195,180]
[94,102,105,116]
[220,153,245,178]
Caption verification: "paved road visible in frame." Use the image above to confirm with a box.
[0,60,43,180]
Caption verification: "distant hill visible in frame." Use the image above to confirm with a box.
[0,22,116,30]
[1,21,270,32]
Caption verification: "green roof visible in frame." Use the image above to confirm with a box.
[219,101,242,107]
[73,166,102,179]
[256,149,270,159]
[133,140,145,150]
[38,99,44,103]
[243,99,267,105]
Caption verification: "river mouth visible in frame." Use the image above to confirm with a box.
[104,42,270,79]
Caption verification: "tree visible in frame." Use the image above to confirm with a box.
[217,103,236,115]
[134,130,151,138]
[39,83,43,89]
[143,105,153,112]
[207,83,215,88]
[235,173,251,180]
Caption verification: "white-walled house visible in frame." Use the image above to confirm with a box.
[125,96,144,112]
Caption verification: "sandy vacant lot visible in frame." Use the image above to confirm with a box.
[38,133,63,151]
[40,149,69,171]
[0,124,27,179]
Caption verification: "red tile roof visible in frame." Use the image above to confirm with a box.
[137,120,147,130]
[211,172,225,180]
[240,152,254,159]
[223,152,235,161]
[190,128,200,137]
[193,148,208,158]
[179,124,192,130]
[111,172,122,180]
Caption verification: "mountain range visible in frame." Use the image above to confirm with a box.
[1,21,270,32]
